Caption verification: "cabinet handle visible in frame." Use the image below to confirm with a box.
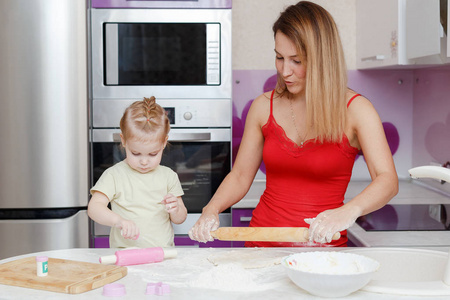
[361,55,385,62]
[240,216,252,222]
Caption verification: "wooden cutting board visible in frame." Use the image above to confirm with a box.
[0,256,127,294]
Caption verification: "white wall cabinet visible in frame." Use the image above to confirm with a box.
[356,0,449,69]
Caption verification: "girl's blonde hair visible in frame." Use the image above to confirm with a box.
[120,96,170,143]
[272,1,348,143]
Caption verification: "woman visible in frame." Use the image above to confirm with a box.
[189,1,398,246]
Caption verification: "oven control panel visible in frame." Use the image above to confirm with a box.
[92,99,231,128]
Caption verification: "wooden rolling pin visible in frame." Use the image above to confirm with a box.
[210,227,340,242]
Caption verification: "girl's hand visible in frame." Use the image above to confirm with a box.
[116,219,139,240]
[88,191,139,240]
[162,194,187,224]
[188,210,220,243]
[305,205,361,244]
[161,193,180,214]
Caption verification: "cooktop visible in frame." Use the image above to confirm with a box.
[356,204,450,231]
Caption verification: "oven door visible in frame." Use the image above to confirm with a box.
[91,128,231,213]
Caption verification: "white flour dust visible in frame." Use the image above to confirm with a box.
[127,249,288,292]
[188,264,260,291]
[207,248,292,269]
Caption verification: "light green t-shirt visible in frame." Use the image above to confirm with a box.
[90,161,184,248]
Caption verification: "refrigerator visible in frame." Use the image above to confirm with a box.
[0,0,89,259]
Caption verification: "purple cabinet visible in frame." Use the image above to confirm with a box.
[93,236,110,248]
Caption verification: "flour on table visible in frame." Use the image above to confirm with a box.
[188,264,262,291]
[207,248,292,269]
[127,248,289,292]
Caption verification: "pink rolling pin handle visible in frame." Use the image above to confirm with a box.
[99,254,117,265]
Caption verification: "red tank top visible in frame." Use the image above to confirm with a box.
[246,91,360,247]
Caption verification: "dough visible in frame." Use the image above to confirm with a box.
[207,249,293,269]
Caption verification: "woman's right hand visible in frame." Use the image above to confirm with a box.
[188,211,220,243]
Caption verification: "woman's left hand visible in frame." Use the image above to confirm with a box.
[305,205,362,244]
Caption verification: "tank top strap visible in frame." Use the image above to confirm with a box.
[270,89,275,115]
[347,93,361,108]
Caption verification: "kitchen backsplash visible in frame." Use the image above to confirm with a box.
[412,68,450,168]
[232,68,450,181]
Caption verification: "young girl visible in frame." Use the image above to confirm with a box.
[88,96,187,248]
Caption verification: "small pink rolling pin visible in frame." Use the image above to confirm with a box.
[99,247,177,266]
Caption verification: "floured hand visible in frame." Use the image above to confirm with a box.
[189,213,220,243]
[305,205,361,244]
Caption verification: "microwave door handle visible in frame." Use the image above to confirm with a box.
[105,24,119,85]
[169,132,211,141]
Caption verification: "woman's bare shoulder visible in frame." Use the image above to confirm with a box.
[253,90,273,104]
[246,90,272,124]
[346,91,374,112]
[345,91,380,148]
[249,91,272,112]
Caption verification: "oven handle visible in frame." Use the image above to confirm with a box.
[168,132,211,141]
[112,132,212,142]
[113,133,121,142]
[93,129,230,143]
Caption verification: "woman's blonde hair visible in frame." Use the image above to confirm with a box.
[273,1,348,143]
[120,96,170,143]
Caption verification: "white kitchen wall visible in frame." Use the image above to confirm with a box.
[232,0,357,70]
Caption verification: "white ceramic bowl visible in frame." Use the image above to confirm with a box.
[282,251,380,298]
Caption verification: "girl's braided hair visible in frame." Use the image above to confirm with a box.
[120,96,170,143]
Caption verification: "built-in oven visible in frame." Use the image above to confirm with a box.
[92,99,232,233]
[91,99,232,245]
[89,0,232,246]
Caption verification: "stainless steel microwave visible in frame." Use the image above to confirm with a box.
[90,9,232,100]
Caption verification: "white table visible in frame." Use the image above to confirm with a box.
[0,247,449,300]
